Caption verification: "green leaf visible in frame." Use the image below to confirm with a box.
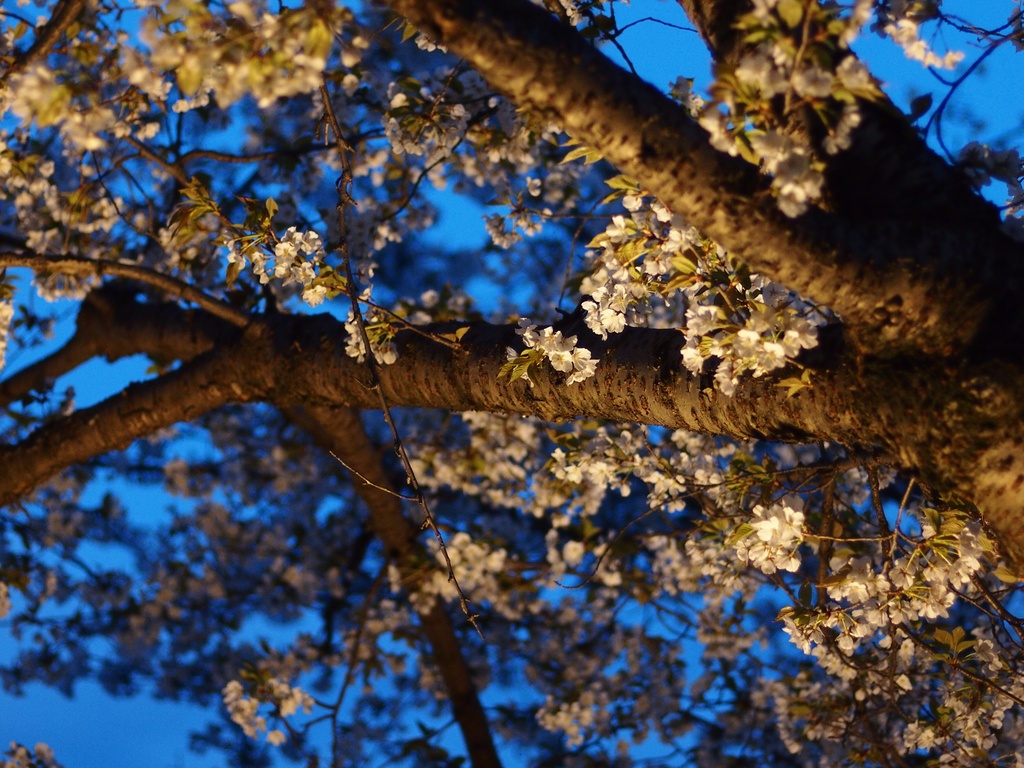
[994,564,1021,584]
[226,259,243,288]
[305,17,333,61]
[777,369,813,398]
[438,326,471,343]
[604,174,641,192]
[34,83,73,127]
[777,0,804,28]
[561,144,603,165]
[265,197,278,219]
[617,237,647,265]
[725,522,755,547]
[670,253,697,276]
[176,56,204,96]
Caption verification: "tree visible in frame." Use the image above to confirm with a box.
[1,0,1024,764]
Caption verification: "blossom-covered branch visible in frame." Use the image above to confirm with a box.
[383,0,1024,358]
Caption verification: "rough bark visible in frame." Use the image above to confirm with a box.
[3,3,1024,571]
[6,290,1021,555]
[382,0,1024,360]
[0,330,261,506]
[0,296,869,509]
[0,285,238,410]
[375,0,1024,563]
[0,288,506,768]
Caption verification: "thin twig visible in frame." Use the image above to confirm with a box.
[361,299,465,351]
[329,450,417,501]
[318,78,482,637]
[0,251,250,327]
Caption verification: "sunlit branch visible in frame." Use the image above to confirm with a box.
[383,0,1023,358]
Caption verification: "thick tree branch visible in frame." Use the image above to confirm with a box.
[382,0,1024,359]
[0,324,262,507]
[286,405,504,768]
[5,290,1024,563]
[0,285,232,409]
[0,296,869,514]
[1,291,504,767]
[263,314,866,447]
[0,326,97,410]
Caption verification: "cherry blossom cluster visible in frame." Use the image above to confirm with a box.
[222,677,314,746]
[877,0,964,69]
[699,0,883,216]
[578,186,824,394]
[412,405,1024,758]
[229,226,329,306]
[393,531,515,617]
[503,318,599,386]
[731,496,806,574]
[0,135,122,274]
[138,0,348,112]
[680,287,821,395]
[385,82,470,168]
[409,410,544,509]
[342,305,398,365]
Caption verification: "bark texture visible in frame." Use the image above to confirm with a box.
[384,0,1024,360]
[3,289,1021,561]
[376,0,1024,561]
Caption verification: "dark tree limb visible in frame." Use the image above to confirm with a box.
[0,290,504,768]
[0,285,234,409]
[0,322,263,507]
[4,285,1024,563]
[286,405,504,768]
[675,0,998,228]
[3,0,88,80]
